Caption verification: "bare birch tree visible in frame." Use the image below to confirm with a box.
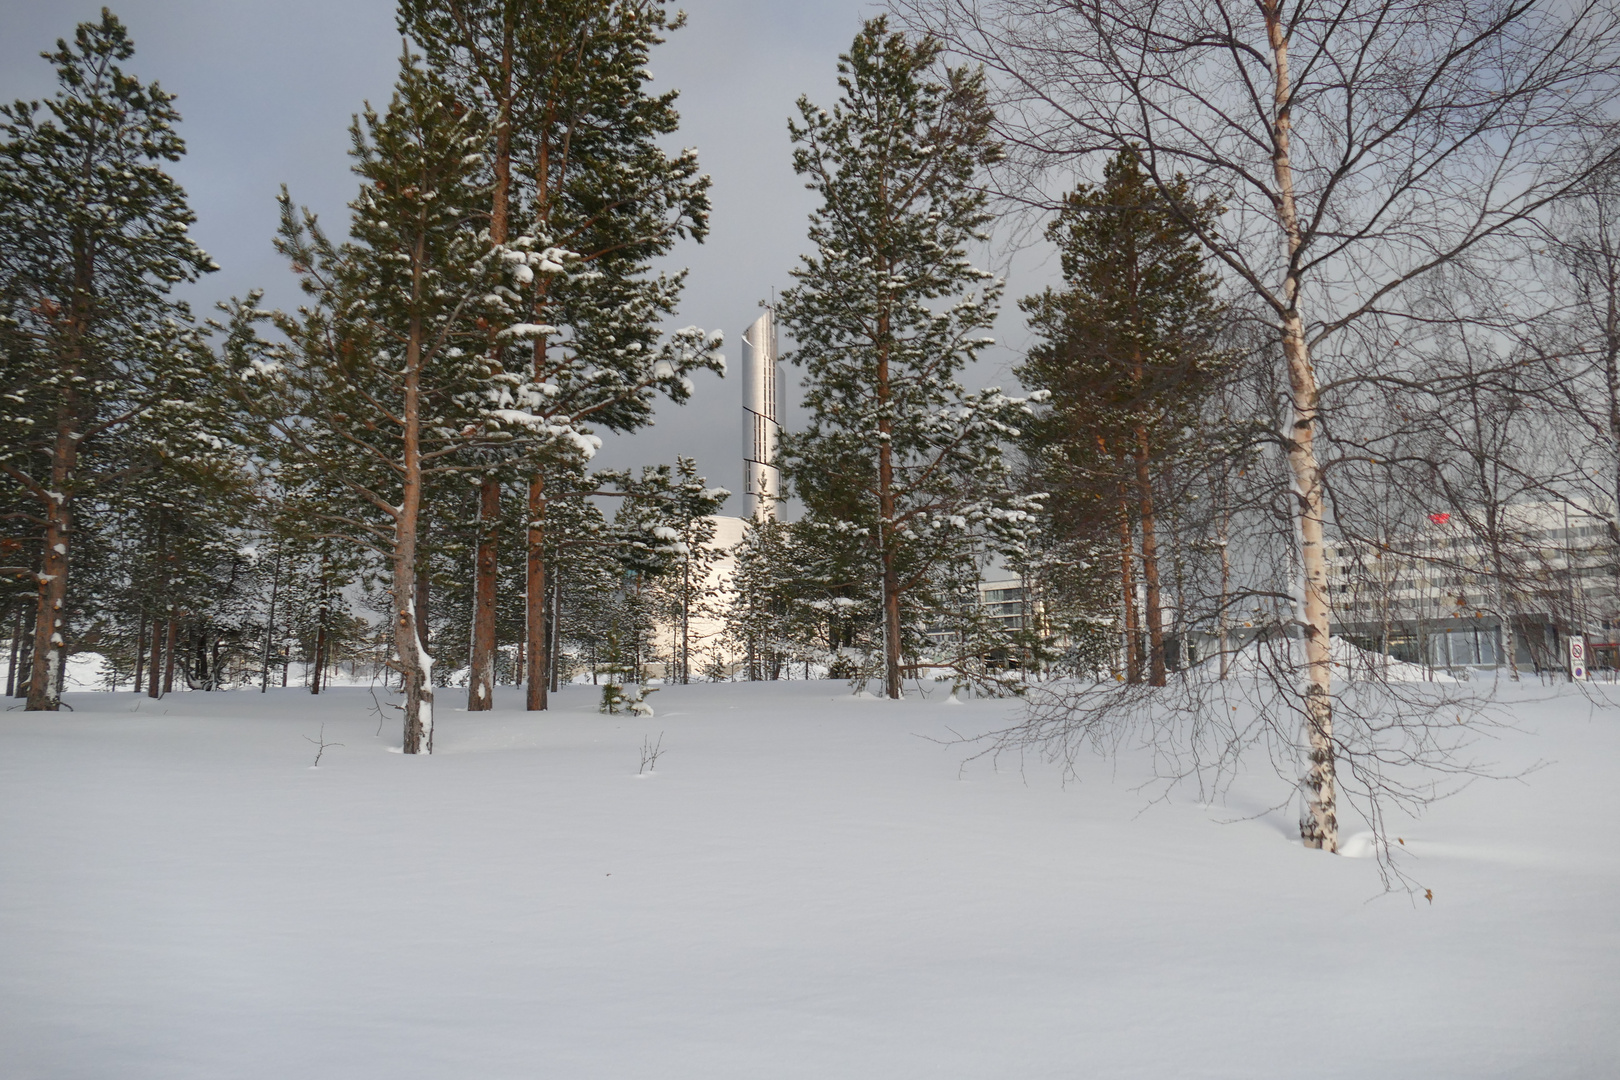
[1541,157,1620,547]
[900,0,1620,851]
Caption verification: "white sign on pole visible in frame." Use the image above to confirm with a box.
[1569,634,1588,680]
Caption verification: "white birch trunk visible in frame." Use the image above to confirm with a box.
[1264,0,1336,851]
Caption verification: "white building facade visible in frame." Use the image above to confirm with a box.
[1324,501,1620,671]
[740,309,781,520]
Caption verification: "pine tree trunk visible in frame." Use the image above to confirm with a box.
[680,559,690,685]
[549,564,562,694]
[881,556,902,697]
[147,613,163,699]
[490,17,514,247]
[525,474,548,711]
[132,616,145,695]
[194,629,209,691]
[1135,427,1167,686]
[521,82,562,713]
[630,577,644,686]
[14,626,31,699]
[397,271,435,755]
[312,621,327,695]
[25,240,95,713]
[1116,483,1141,683]
[162,618,178,694]
[469,478,500,710]
[311,554,328,695]
[6,606,20,698]
[415,565,431,655]
[1265,0,1336,852]
[260,541,281,693]
[26,413,78,712]
[469,37,513,712]
[876,305,901,699]
[746,610,757,682]
[5,605,17,696]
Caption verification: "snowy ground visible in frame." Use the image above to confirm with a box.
[1,679,1615,1079]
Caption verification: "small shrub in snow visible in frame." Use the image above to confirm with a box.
[639,732,665,774]
[601,683,657,716]
[304,724,343,768]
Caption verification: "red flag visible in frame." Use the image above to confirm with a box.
[1428,512,1451,525]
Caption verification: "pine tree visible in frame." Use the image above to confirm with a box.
[660,459,728,685]
[114,379,260,697]
[615,457,728,683]
[0,12,215,709]
[252,495,370,695]
[542,481,621,685]
[233,53,506,752]
[1019,149,1228,686]
[724,516,806,682]
[398,0,720,712]
[777,18,1041,698]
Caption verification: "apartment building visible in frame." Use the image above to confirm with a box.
[1325,501,1619,671]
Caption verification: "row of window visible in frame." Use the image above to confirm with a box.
[1327,523,1611,562]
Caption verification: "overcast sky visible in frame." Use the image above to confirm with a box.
[0,0,1052,514]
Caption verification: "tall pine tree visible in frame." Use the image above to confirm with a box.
[1019,149,1228,686]
[0,12,215,710]
[398,0,718,712]
[778,18,1040,698]
[235,54,504,752]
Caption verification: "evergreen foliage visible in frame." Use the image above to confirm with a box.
[619,457,729,683]
[1019,149,1232,684]
[724,516,807,682]
[397,0,721,710]
[777,18,1042,698]
[230,51,508,750]
[0,11,217,709]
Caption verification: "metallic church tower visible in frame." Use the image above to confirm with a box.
[740,308,781,519]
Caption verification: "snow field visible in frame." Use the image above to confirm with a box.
[1,680,1616,1078]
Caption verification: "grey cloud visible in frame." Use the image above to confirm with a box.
[1,0,1044,516]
